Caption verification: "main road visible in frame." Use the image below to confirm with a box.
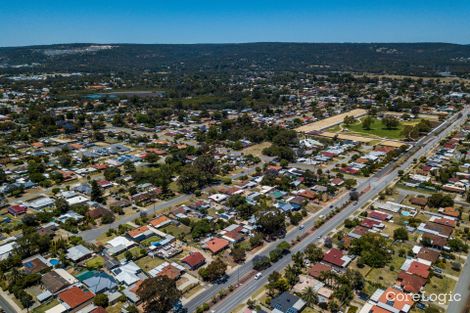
[185,106,469,313]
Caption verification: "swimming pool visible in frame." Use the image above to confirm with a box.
[49,259,60,266]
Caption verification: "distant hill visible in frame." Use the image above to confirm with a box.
[1,42,470,76]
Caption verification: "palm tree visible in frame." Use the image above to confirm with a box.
[301,287,318,307]
[284,264,299,286]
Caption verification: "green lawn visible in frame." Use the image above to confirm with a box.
[161,223,191,239]
[117,246,145,261]
[424,276,456,304]
[141,235,163,247]
[135,255,166,272]
[85,256,104,269]
[344,118,419,139]
[366,267,398,288]
[33,299,59,313]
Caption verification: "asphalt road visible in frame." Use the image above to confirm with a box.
[0,291,19,313]
[79,158,270,242]
[185,106,469,313]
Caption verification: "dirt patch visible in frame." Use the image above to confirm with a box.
[296,109,367,133]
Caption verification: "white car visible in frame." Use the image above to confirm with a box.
[299,224,305,230]
[254,272,262,280]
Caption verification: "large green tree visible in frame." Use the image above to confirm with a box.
[137,276,181,313]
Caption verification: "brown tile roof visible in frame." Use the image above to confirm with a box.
[41,271,70,293]
[417,247,440,263]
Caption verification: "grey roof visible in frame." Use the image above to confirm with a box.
[82,272,117,293]
[271,292,306,313]
[66,244,92,262]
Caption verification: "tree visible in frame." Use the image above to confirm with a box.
[252,255,271,271]
[0,167,6,183]
[266,271,289,296]
[104,167,121,181]
[284,264,300,286]
[191,219,212,239]
[428,193,454,208]
[301,287,318,307]
[90,180,104,203]
[304,243,324,263]
[350,233,391,268]
[383,116,400,129]
[256,209,286,239]
[55,198,69,214]
[93,131,105,141]
[362,116,373,130]
[94,293,109,307]
[137,276,181,313]
[393,227,409,241]
[101,213,115,224]
[230,245,246,263]
[198,258,227,282]
[343,115,356,125]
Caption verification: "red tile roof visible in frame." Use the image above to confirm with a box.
[398,271,427,293]
[378,287,414,311]
[322,248,349,267]
[205,237,230,254]
[182,252,206,269]
[361,218,381,229]
[58,286,94,309]
[128,226,150,238]
[407,261,430,279]
[308,263,332,279]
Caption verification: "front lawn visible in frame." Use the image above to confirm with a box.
[33,299,59,313]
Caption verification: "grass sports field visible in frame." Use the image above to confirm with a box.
[343,117,420,140]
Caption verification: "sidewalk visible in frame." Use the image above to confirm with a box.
[0,289,25,313]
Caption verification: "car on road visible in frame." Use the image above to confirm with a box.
[299,224,304,230]
[254,272,262,280]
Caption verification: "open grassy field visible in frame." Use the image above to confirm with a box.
[344,118,420,139]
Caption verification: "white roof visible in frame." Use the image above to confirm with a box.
[107,236,135,248]
[66,195,89,206]
[54,268,78,284]
[45,304,68,313]
[0,242,15,259]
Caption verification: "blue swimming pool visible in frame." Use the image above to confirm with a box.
[49,259,60,266]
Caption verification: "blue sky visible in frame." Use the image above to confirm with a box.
[1,0,469,46]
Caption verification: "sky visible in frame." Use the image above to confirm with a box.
[1,0,470,47]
